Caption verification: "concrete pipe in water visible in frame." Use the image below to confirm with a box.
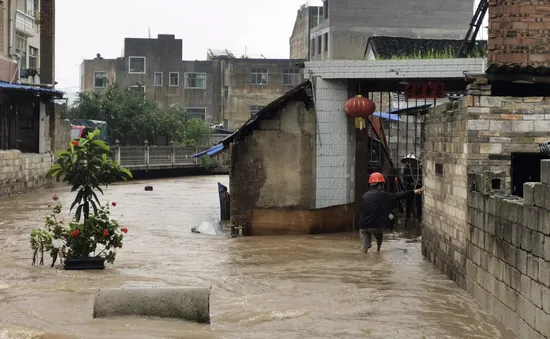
[93,287,211,323]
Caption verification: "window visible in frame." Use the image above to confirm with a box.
[26,0,35,14]
[186,108,206,120]
[129,56,146,74]
[317,36,322,55]
[283,69,300,86]
[154,72,163,86]
[130,85,145,97]
[250,68,268,85]
[435,163,443,176]
[184,72,206,89]
[250,105,265,116]
[323,0,328,19]
[16,36,27,69]
[29,46,38,69]
[94,71,107,88]
[311,39,315,56]
[324,33,328,52]
[169,72,179,87]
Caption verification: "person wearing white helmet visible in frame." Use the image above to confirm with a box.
[401,153,423,224]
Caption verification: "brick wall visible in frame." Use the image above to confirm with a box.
[0,151,53,197]
[422,100,470,288]
[314,78,355,208]
[423,94,550,338]
[488,0,550,66]
[467,167,550,338]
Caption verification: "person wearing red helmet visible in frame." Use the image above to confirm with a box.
[358,172,424,253]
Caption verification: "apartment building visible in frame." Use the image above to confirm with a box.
[80,35,305,130]
[290,0,474,61]
[0,0,47,85]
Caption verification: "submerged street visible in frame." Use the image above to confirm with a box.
[0,175,515,338]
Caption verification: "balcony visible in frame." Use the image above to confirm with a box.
[15,10,36,37]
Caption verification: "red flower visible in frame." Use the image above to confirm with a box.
[71,140,79,146]
[103,229,109,237]
[121,227,128,234]
[111,202,117,207]
[52,193,59,201]
[47,204,51,208]
[119,244,123,248]
[71,229,80,237]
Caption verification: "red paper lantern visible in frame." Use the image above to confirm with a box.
[344,95,375,130]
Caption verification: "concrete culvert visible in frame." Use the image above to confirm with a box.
[144,186,153,191]
[93,287,211,323]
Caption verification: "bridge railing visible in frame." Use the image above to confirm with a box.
[112,140,206,169]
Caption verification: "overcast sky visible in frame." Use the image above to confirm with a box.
[55,0,483,99]
[55,0,322,98]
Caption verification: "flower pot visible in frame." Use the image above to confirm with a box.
[64,257,105,270]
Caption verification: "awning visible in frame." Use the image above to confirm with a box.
[192,144,226,158]
[373,112,401,121]
[0,81,65,98]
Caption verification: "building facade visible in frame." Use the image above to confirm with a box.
[80,35,305,130]
[0,0,46,85]
[290,0,474,61]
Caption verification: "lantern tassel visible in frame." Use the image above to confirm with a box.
[355,117,366,130]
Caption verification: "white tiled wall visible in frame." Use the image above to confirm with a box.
[314,78,355,208]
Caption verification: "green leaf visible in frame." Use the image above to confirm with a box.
[75,205,83,222]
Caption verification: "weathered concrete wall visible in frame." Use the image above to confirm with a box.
[0,151,53,197]
[229,100,316,227]
[289,5,318,60]
[423,95,550,338]
[314,78,355,209]
[310,0,472,60]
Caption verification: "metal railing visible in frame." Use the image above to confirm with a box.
[112,140,204,169]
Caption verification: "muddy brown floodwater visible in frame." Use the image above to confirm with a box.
[0,175,516,339]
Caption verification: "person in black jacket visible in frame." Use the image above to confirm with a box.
[358,172,424,253]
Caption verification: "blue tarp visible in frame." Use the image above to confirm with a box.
[192,144,226,158]
[372,112,401,121]
[0,81,64,96]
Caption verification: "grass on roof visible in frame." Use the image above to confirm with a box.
[376,46,487,60]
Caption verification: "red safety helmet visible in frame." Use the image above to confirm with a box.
[369,172,385,184]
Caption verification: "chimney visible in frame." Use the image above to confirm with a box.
[488,0,550,67]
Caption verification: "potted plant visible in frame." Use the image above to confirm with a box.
[29,130,132,270]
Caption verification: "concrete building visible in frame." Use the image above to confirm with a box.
[290,0,473,61]
[0,0,49,85]
[0,0,70,197]
[289,4,323,60]
[80,35,305,130]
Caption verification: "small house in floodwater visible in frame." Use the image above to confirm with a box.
[195,80,355,236]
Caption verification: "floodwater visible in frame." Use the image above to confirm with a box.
[0,175,516,339]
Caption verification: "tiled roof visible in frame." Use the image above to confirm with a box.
[365,36,487,60]
[486,63,550,75]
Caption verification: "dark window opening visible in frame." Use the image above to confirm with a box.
[324,33,328,52]
[435,163,443,176]
[511,152,550,197]
[491,179,501,190]
[317,36,322,55]
[323,0,328,19]
[311,39,315,56]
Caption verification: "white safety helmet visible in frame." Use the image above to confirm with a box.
[401,153,418,163]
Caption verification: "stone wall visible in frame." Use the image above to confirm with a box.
[422,99,470,288]
[0,151,53,196]
[466,167,550,339]
[423,95,550,338]
[229,100,316,227]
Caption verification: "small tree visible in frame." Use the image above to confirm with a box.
[184,118,211,147]
[30,130,133,268]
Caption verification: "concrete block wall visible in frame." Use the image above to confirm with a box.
[314,78,355,208]
[305,58,486,80]
[467,96,550,188]
[0,151,53,197]
[422,100,470,288]
[466,166,550,339]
